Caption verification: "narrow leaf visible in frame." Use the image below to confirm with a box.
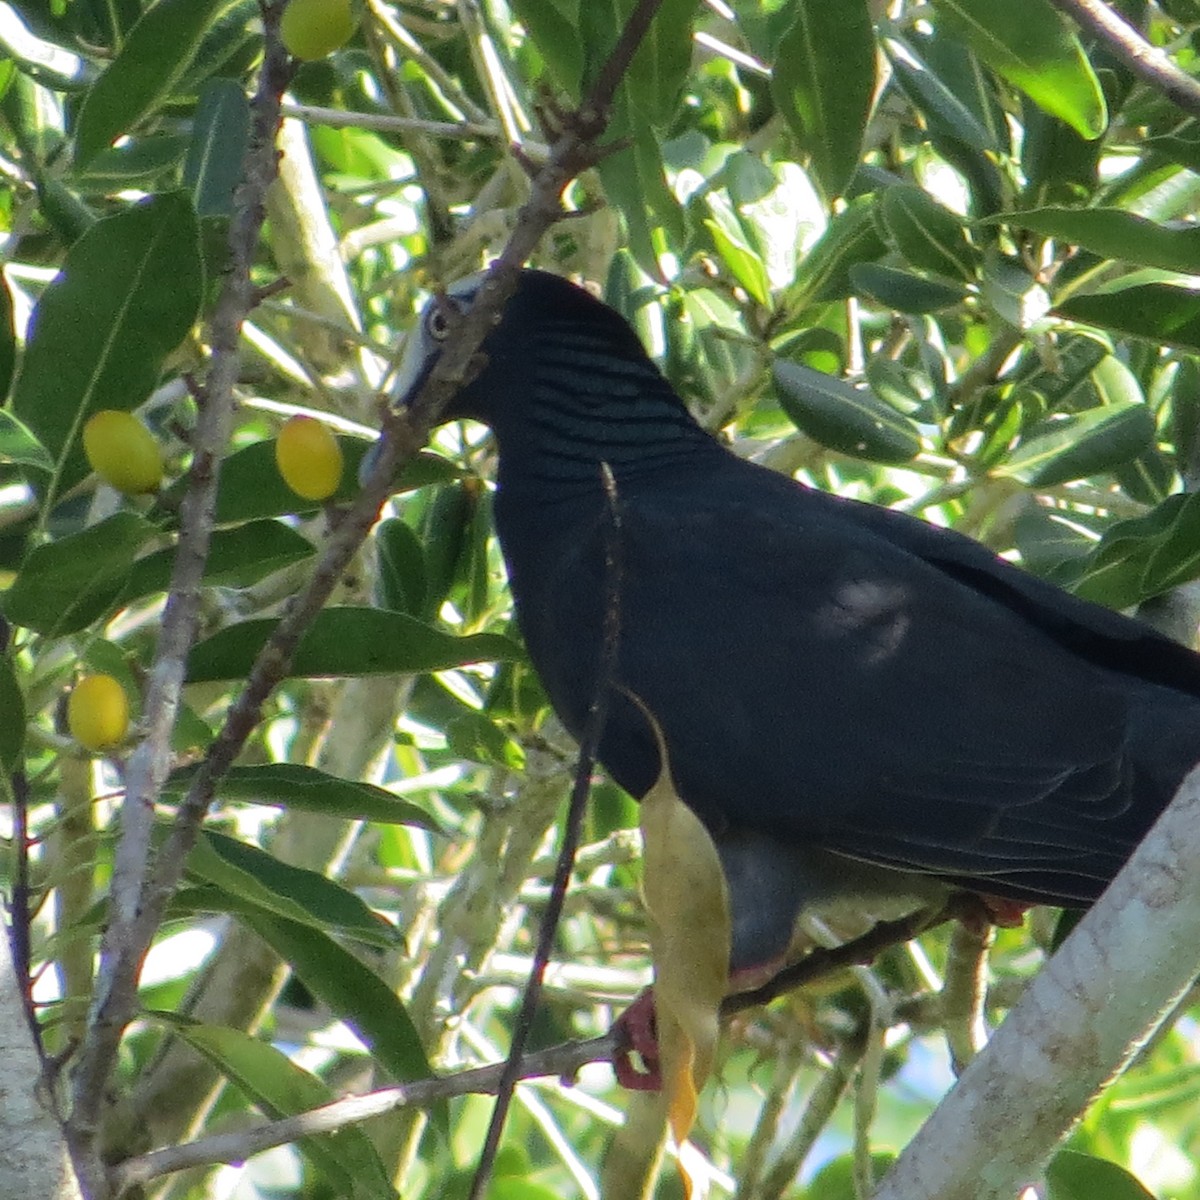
[151,1015,395,1200]
[11,192,202,509]
[184,77,250,218]
[74,0,229,168]
[774,360,923,464]
[3,512,155,635]
[771,0,875,200]
[932,0,1106,139]
[242,912,443,1131]
[188,831,397,947]
[164,763,443,832]
[1003,207,1200,275]
[995,404,1154,487]
[1056,285,1200,352]
[186,606,522,682]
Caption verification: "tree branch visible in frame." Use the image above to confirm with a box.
[110,1034,618,1195]
[67,2,296,1177]
[872,765,1200,1200]
[1046,0,1200,121]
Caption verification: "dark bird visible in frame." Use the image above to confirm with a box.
[389,268,1200,1062]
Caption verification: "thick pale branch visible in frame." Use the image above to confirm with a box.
[873,765,1200,1200]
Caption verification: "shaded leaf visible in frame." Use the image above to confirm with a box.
[1003,207,1200,275]
[771,0,875,200]
[74,0,228,168]
[11,193,202,508]
[242,912,445,1132]
[125,519,314,599]
[150,1015,395,1200]
[785,195,888,307]
[186,606,522,682]
[994,403,1154,486]
[774,360,923,464]
[1045,1149,1156,1200]
[184,77,250,218]
[0,655,23,772]
[165,763,443,832]
[1056,284,1200,351]
[3,512,155,635]
[850,263,970,314]
[188,831,398,947]
[880,185,980,280]
[0,410,52,470]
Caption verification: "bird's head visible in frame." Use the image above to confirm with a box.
[386,269,658,430]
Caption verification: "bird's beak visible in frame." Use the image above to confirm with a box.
[386,322,437,411]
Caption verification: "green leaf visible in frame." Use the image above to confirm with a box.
[78,134,189,190]
[771,0,875,200]
[183,77,250,218]
[125,520,314,599]
[883,31,1004,155]
[0,410,51,470]
[3,512,155,635]
[511,0,583,97]
[376,518,426,617]
[1141,495,1200,597]
[74,0,230,168]
[995,403,1154,487]
[1003,207,1200,275]
[774,359,923,464]
[850,263,970,314]
[0,270,14,403]
[186,606,522,682]
[188,831,397,947]
[242,913,443,1129]
[0,656,24,772]
[932,0,1106,139]
[1056,284,1200,352]
[1069,495,1191,609]
[880,185,981,280]
[446,712,526,770]
[164,763,443,832]
[11,192,202,509]
[703,213,771,306]
[785,195,887,308]
[1045,1149,1157,1200]
[171,440,455,526]
[150,1015,396,1200]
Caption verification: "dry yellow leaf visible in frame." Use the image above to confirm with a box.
[637,703,732,1147]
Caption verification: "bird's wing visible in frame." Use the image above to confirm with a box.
[587,466,1186,904]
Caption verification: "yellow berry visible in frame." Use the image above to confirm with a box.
[275,415,345,501]
[280,0,355,60]
[83,410,164,495]
[68,674,130,752]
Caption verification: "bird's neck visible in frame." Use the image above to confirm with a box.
[486,356,721,498]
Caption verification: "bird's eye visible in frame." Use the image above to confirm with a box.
[426,303,453,341]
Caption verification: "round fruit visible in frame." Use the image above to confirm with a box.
[68,674,130,752]
[275,415,345,501]
[83,410,165,495]
[280,0,355,60]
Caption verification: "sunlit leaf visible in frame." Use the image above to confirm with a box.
[932,0,1106,139]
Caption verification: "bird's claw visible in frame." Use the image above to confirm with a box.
[612,989,663,1091]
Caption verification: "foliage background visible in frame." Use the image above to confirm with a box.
[3,0,1200,1197]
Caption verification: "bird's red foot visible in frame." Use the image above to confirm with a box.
[978,893,1030,929]
[612,988,662,1090]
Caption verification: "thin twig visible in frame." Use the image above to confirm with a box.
[1046,0,1200,121]
[109,1034,619,1196]
[280,101,500,140]
[466,466,624,1200]
[67,2,296,1168]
